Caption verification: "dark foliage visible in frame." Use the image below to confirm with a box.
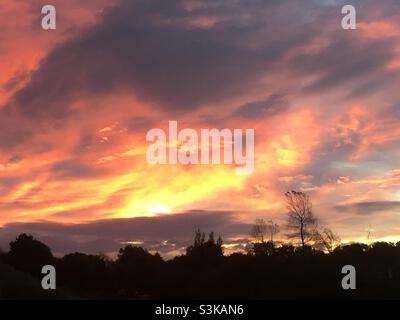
[3,233,400,299]
[6,233,54,277]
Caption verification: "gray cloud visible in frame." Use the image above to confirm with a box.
[232,94,288,119]
[1,0,398,152]
[0,210,250,257]
[292,35,397,99]
[5,0,335,119]
[334,201,400,215]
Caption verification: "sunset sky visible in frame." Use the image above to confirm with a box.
[1,0,400,257]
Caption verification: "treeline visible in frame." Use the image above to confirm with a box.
[2,232,400,299]
[0,191,398,299]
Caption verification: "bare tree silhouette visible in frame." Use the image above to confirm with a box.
[266,220,280,242]
[251,219,280,243]
[285,190,318,249]
[314,227,341,253]
[251,219,267,243]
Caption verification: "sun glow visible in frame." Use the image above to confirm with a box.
[145,203,172,214]
[126,202,173,216]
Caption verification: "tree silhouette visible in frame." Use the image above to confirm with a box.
[314,227,341,253]
[7,234,53,276]
[186,229,224,262]
[251,219,267,243]
[114,245,164,297]
[252,241,276,256]
[285,190,318,249]
[57,252,111,293]
[1,232,400,299]
[250,219,280,256]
